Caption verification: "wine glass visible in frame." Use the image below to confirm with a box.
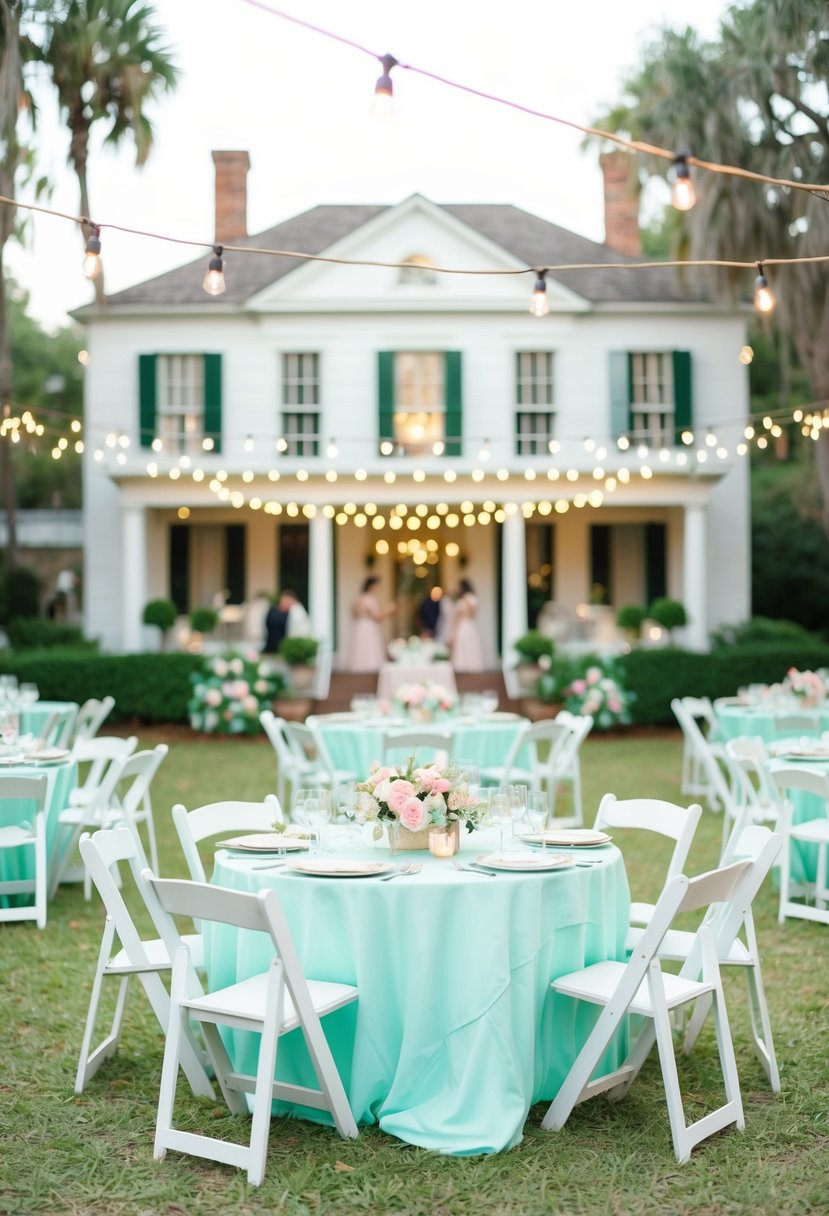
[305,788,332,854]
[337,781,360,845]
[507,784,528,845]
[456,759,480,795]
[525,792,549,848]
[487,789,512,854]
[18,683,39,707]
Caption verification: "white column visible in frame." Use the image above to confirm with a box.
[308,510,334,645]
[501,510,527,655]
[121,505,147,653]
[682,504,707,651]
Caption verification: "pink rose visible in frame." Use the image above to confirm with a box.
[586,667,602,685]
[608,698,621,713]
[204,688,222,707]
[387,780,416,812]
[570,679,587,696]
[413,765,451,793]
[366,765,396,787]
[398,795,428,831]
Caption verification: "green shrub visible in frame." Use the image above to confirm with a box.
[0,565,41,624]
[616,604,645,635]
[278,636,319,665]
[648,597,688,631]
[6,617,96,651]
[0,649,203,722]
[189,606,219,634]
[710,616,821,649]
[512,630,555,663]
[142,598,178,650]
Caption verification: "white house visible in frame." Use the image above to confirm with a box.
[77,151,750,663]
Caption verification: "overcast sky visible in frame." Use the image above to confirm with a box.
[8,0,730,331]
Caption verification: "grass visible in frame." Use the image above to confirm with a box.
[2,728,829,1215]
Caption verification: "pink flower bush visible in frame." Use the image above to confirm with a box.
[189,650,282,735]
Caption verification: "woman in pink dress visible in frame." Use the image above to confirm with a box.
[450,578,485,673]
[347,576,396,672]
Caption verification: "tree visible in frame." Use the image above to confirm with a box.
[593,1,829,528]
[42,0,177,301]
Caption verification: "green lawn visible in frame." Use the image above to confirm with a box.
[2,728,828,1216]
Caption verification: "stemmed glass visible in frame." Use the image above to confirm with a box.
[487,789,513,854]
[18,683,39,707]
[336,781,360,846]
[524,792,549,849]
[507,784,528,844]
[304,788,332,854]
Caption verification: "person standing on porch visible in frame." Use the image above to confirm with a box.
[347,575,396,671]
[450,578,485,673]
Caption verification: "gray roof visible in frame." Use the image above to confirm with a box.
[98,198,709,310]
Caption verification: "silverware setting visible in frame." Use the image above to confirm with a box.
[451,861,497,877]
[379,862,423,881]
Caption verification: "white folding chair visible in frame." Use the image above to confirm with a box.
[770,764,829,927]
[95,744,168,896]
[70,696,115,745]
[674,696,719,803]
[627,825,783,1091]
[40,703,79,748]
[541,859,752,1163]
[381,728,453,767]
[0,774,49,929]
[594,793,703,927]
[284,720,359,790]
[306,715,361,784]
[259,711,301,809]
[724,737,779,829]
[172,795,283,885]
[75,828,212,1097]
[482,717,593,823]
[145,871,358,1185]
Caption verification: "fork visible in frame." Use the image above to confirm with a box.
[380,862,422,881]
[451,861,497,877]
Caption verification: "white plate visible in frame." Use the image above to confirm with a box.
[779,750,829,762]
[218,833,311,853]
[519,829,612,848]
[288,858,394,878]
[24,747,70,763]
[476,852,574,872]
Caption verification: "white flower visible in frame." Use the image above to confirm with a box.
[355,791,381,822]
[230,658,244,676]
[213,659,228,677]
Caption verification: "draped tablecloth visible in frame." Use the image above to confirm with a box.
[0,758,77,904]
[209,836,629,1155]
[716,703,829,743]
[768,757,829,886]
[377,662,457,701]
[317,714,530,777]
[20,701,79,744]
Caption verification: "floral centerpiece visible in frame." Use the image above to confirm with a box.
[388,636,450,664]
[188,650,285,735]
[394,681,457,720]
[784,667,826,707]
[355,758,483,849]
[537,655,633,731]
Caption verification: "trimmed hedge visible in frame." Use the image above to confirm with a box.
[0,649,204,723]
[618,644,829,726]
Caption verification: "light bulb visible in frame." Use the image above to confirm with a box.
[83,225,102,280]
[754,263,776,314]
[202,246,225,296]
[671,154,696,211]
[529,270,549,317]
[373,53,397,118]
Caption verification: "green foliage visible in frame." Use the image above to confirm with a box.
[750,462,829,632]
[278,635,319,665]
[0,649,203,721]
[5,616,94,650]
[188,650,285,734]
[142,598,177,632]
[536,654,633,729]
[711,616,821,649]
[648,597,687,630]
[188,606,219,634]
[617,643,829,725]
[512,630,555,663]
[616,604,646,634]
[0,564,41,623]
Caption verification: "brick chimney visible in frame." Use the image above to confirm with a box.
[599,151,641,257]
[212,150,250,244]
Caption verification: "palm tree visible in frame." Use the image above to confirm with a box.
[42,0,177,301]
[593,1,829,528]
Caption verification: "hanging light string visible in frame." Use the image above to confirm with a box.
[236,0,829,199]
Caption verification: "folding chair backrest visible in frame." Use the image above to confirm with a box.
[0,773,48,812]
[672,700,734,810]
[595,794,702,883]
[71,735,138,799]
[552,714,594,767]
[172,796,283,884]
[771,764,829,802]
[681,696,717,736]
[677,858,753,916]
[41,703,79,747]
[72,696,115,744]
[382,729,452,766]
[80,829,161,966]
[116,745,168,820]
[260,710,293,763]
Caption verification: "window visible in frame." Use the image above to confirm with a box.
[281,353,320,456]
[157,355,205,455]
[630,352,675,446]
[394,352,444,454]
[515,352,554,454]
[398,254,438,286]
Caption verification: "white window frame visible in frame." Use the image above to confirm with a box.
[281,353,320,456]
[157,355,204,456]
[630,352,675,446]
[515,352,554,454]
[394,351,445,455]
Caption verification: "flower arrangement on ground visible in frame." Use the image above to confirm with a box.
[536,655,633,730]
[784,667,826,704]
[394,681,457,717]
[355,758,483,839]
[188,650,285,735]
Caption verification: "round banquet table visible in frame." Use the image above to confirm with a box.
[0,755,77,906]
[208,833,630,1155]
[768,756,829,886]
[317,713,530,777]
[716,703,829,743]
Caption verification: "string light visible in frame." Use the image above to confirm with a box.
[754,262,776,314]
[326,437,338,458]
[373,52,397,117]
[82,223,102,280]
[529,270,549,317]
[671,152,696,211]
[202,246,225,296]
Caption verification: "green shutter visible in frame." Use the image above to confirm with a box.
[608,351,631,437]
[138,354,157,449]
[203,353,222,454]
[444,350,462,457]
[672,350,692,443]
[378,351,395,453]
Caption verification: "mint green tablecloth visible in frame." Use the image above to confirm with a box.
[716,704,829,743]
[768,757,829,885]
[318,715,531,777]
[0,758,77,905]
[209,838,629,1154]
[21,701,79,745]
